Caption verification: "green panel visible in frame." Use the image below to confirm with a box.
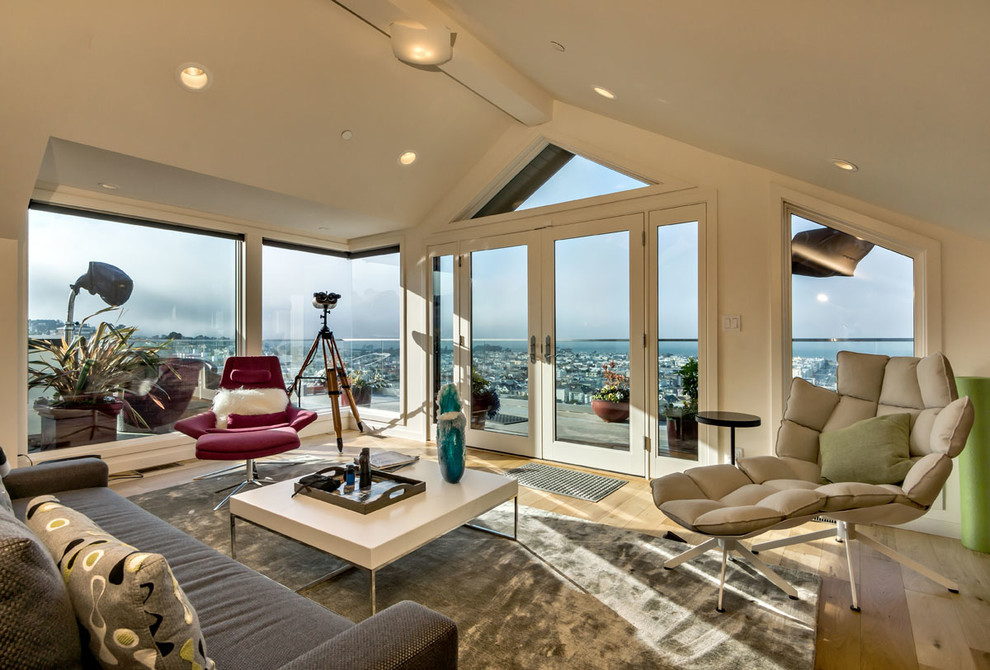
[955,377,990,553]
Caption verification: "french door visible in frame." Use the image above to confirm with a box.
[429,203,712,477]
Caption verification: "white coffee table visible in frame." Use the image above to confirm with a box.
[228,460,518,614]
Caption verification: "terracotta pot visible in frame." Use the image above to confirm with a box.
[592,400,630,423]
[35,401,123,450]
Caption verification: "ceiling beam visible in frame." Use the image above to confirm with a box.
[333,0,553,126]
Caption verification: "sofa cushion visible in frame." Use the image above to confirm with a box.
[15,486,356,669]
[820,413,914,485]
[0,505,83,670]
[227,411,289,429]
[25,496,215,670]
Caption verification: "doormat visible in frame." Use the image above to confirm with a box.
[488,413,528,425]
[505,462,627,502]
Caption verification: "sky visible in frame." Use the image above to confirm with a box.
[28,158,913,346]
[28,209,400,340]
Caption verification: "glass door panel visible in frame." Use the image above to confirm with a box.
[431,255,455,422]
[657,221,699,461]
[553,231,630,451]
[469,245,532,440]
[542,214,645,476]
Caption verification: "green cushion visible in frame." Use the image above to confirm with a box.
[819,413,914,485]
[24,496,214,670]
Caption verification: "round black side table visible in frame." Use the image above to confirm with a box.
[696,411,761,465]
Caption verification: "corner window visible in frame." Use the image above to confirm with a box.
[262,242,401,414]
[27,205,239,452]
[788,207,914,389]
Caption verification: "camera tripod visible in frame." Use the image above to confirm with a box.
[287,306,364,453]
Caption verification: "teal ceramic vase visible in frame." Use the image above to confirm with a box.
[437,384,466,483]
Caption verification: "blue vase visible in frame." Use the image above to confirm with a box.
[437,411,466,483]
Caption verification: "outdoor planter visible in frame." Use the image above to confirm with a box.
[36,401,123,450]
[592,399,630,423]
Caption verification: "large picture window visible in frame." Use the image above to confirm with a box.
[27,205,239,452]
[262,242,401,414]
[788,207,914,390]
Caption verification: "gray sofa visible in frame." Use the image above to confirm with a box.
[5,458,458,669]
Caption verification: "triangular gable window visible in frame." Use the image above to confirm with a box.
[472,144,649,219]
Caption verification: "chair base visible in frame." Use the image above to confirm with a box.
[664,537,799,612]
[210,459,275,511]
[194,456,310,482]
[750,521,959,611]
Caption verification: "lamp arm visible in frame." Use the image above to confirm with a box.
[63,286,80,342]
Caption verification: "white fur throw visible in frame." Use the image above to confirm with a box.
[212,388,289,429]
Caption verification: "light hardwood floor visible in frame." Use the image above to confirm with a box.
[110,432,990,670]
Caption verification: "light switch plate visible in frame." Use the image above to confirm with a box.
[722,314,741,331]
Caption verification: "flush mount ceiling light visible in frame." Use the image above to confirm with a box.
[176,63,212,91]
[831,158,859,172]
[398,151,417,165]
[97,182,119,190]
[593,86,615,100]
[390,21,453,66]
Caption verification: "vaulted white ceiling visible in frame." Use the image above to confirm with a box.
[6,1,990,239]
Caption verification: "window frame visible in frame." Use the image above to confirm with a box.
[771,186,941,428]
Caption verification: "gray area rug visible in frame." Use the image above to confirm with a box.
[505,461,628,502]
[130,463,819,669]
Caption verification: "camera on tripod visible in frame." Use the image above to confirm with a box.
[312,291,341,309]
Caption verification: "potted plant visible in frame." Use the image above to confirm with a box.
[663,357,699,451]
[591,361,630,423]
[348,368,388,407]
[470,370,500,429]
[29,308,170,450]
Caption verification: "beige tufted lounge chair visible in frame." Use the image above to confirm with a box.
[651,351,974,612]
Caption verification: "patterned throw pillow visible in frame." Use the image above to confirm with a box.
[0,505,83,670]
[25,496,215,670]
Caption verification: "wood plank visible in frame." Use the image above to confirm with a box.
[859,543,918,670]
[814,533,861,670]
[905,590,976,670]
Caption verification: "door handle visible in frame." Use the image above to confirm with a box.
[544,335,553,363]
[530,336,537,364]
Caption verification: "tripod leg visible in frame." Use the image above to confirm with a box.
[322,336,345,453]
[288,334,323,400]
[329,334,364,433]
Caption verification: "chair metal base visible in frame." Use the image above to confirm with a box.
[210,459,275,511]
[664,536,799,612]
[194,456,310,481]
[750,521,959,611]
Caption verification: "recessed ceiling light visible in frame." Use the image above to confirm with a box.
[550,41,566,52]
[831,159,859,172]
[340,130,354,141]
[593,86,615,100]
[398,151,417,166]
[176,63,212,92]
[97,182,118,190]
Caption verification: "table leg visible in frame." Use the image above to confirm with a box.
[730,426,737,465]
[229,514,237,559]
[464,497,519,540]
[370,569,377,616]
